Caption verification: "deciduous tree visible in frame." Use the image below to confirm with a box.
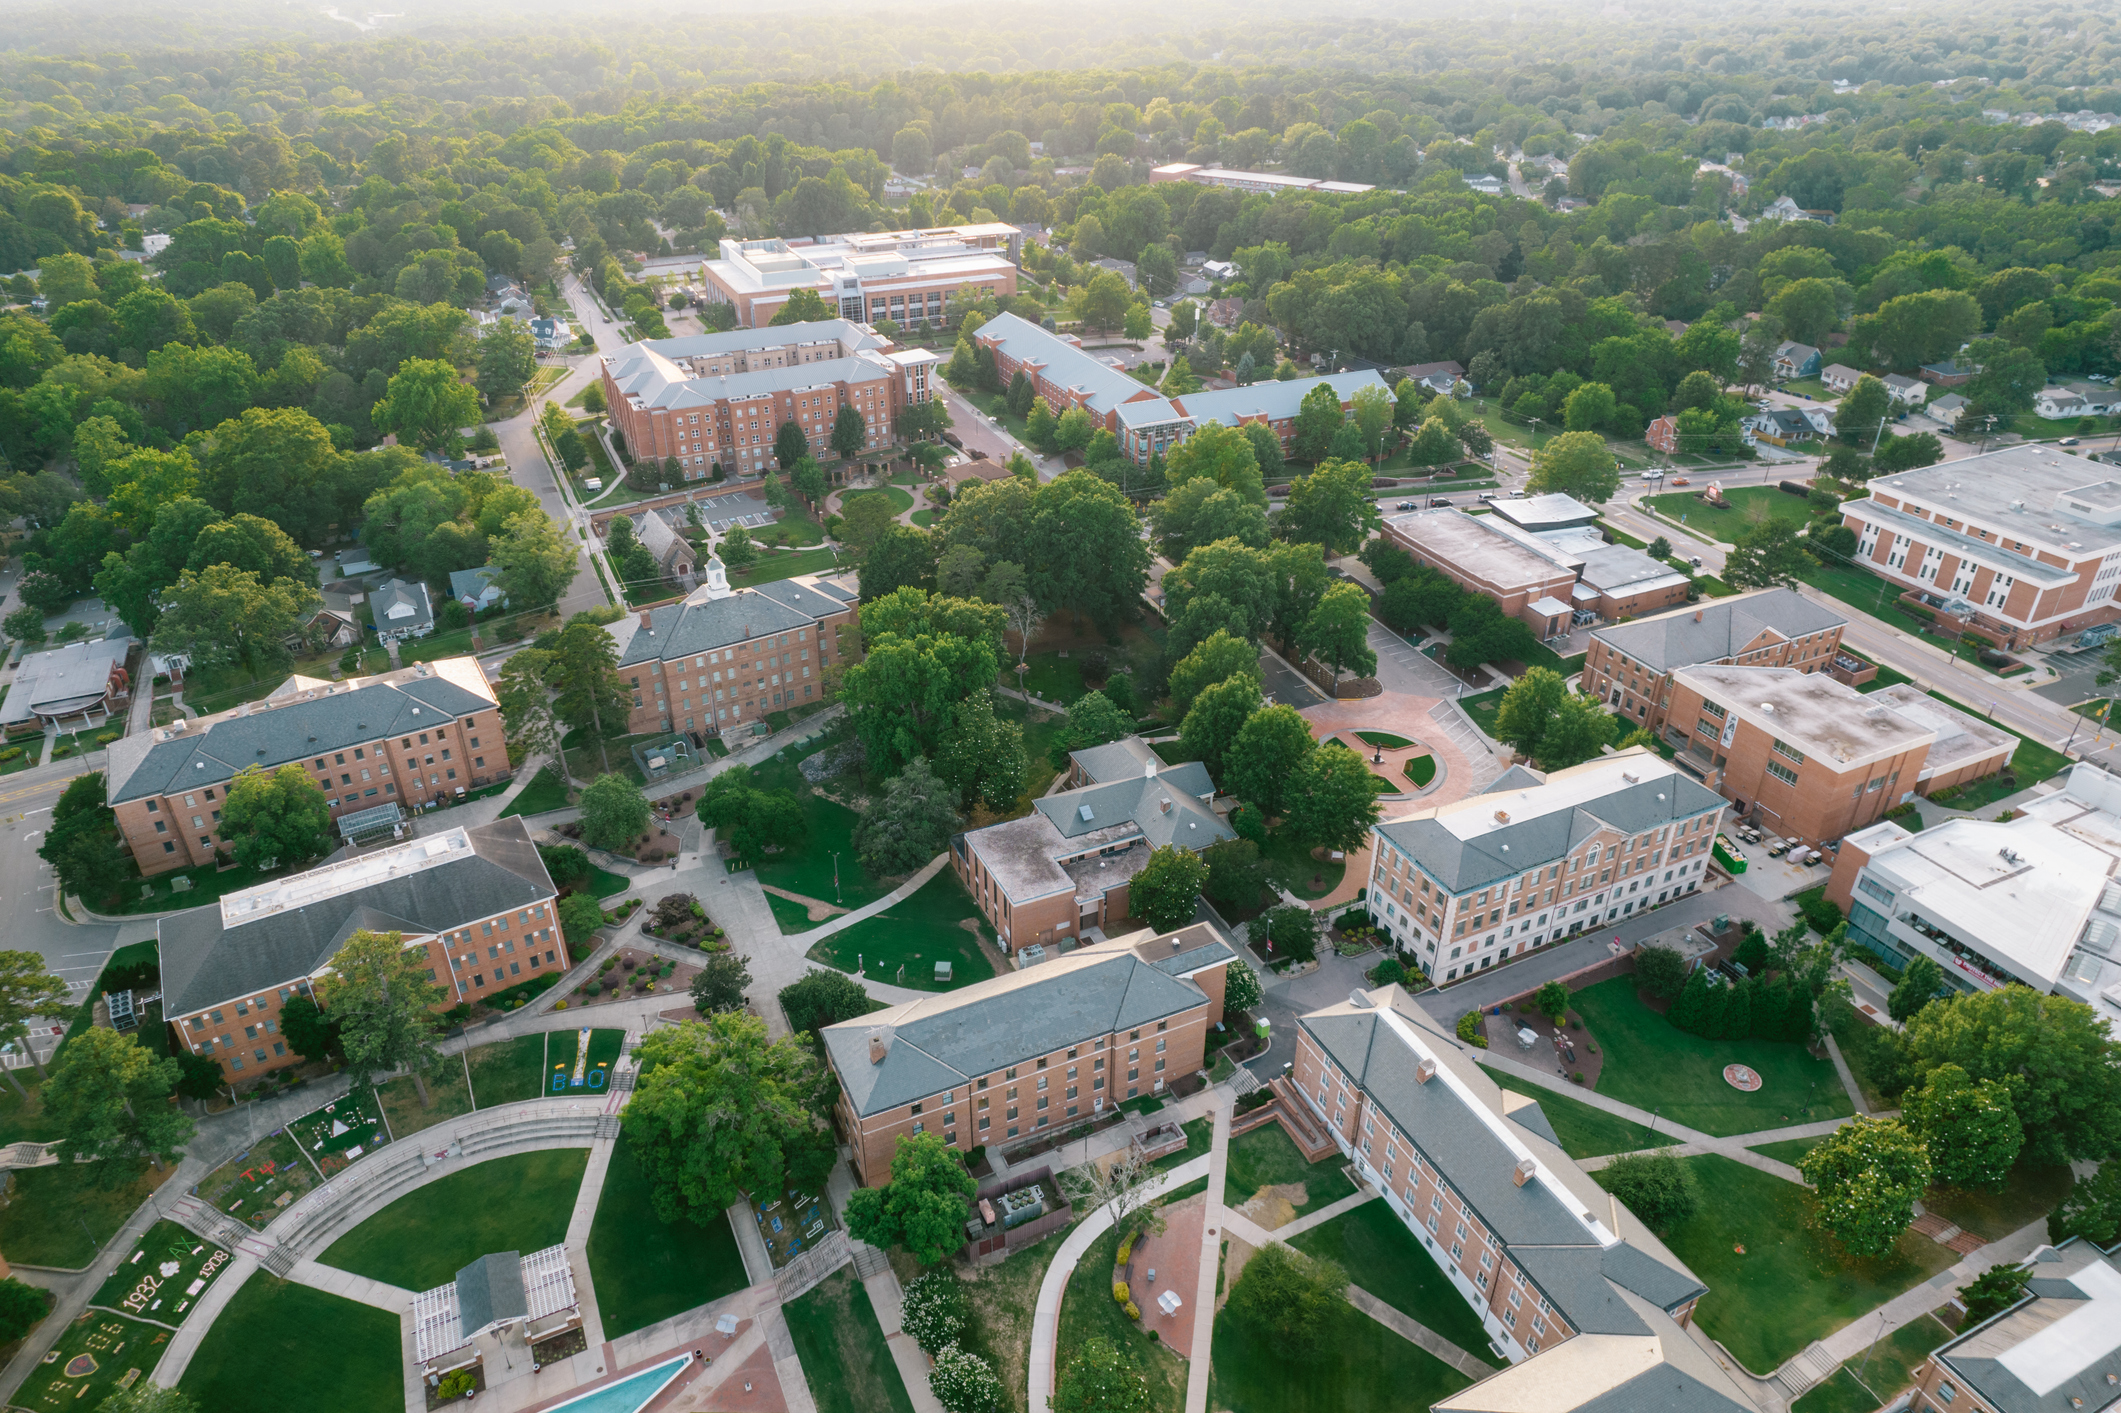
[1283,741,1384,853]
[491,509,578,612]
[328,928,447,1107]
[690,953,753,1015]
[1179,672,1262,778]
[855,759,960,875]
[844,1131,978,1263]
[1130,844,1209,931]
[0,952,69,1096]
[1052,1338,1151,1413]
[44,1023,194,1179]
[1902,1063,2023,1189]
[1224,704,1317,818]
[1224,1243,1347,1358]
[580,773,651,852]
[221,764,333,871]
[1724,516,1815,590]
[777,969,880,1040]
[1166,629,1262,719]
[1800,1117,1932,1258]
[1598,1150,1699,1226]
[371,357,481,451]
[1298,581,1378,681]
[1899,987,2121,1166]
[1526,431,1620,503]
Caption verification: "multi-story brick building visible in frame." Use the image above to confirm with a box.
[600,320,941,482]
[1379,503,1691,638]
[1580,589,1848,734]
[1292,986,1753,1413]
[952,737,1231,955]
[822,924,1235,1184]
[1902,1236,2121,1413]
[1839,447,2121,645]
[1366,750,1723,983]
[969,313,1388,466]
[156,819,562,1081]
[608,555,858,738]
[699,226,1020,328]
[1662,667,2014,844]
[105,658,505,878]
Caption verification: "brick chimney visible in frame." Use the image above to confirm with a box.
[1694,608,1704,623]
[1416,1058,1437,1084]
[1513,1157,1538,1187]
[869,1030,888,1064]
[639,610,652,629]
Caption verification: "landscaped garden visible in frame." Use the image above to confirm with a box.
[317,1148,589,1291]
[18,1310,174,1413]
[1288,1200,1499,1364]
[586,1134,749,1338]
[1059,1217,1191,1413]
[542,1027,627,1095]
[1603,1153,1956,1373]
[806,869,996,991]
[91,1218,234,1325]
[286,1088,389,1175]
[179,1275,404,1413]
[196,1127,320,1229]
[783,1268,917,1413]
[1568,976,1853,1136]
[1222,1123,1357,1218]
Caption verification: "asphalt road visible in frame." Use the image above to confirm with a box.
[0,761,134,1007]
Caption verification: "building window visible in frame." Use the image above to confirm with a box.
[1770,738,1805,765]
[1766,760,1798,786]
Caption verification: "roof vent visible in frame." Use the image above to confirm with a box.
[1170,936,1182,950]
[1416,1058,1437,1083]
[1493,810,1510,824]
[1079,805,1095,823]
[1760,702,1775,714]
[1513,1157,1538,1187]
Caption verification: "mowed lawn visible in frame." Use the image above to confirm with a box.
[1570,977,1853,1136]
[318,1149,588,1291]
[0,1159,172,1268]
[783,1269,917,1413]
[1603,1154,1956,1373]
[1222,1123,1358,1212]
[179,1275,402,1413]
[1208,1299,1473,1413]
[586,1135,749,1338]
[1644,485,1809,544]
[807,869,996,991]
[1288,1200,1498,1364]
[467,1032,551,1108]
[1484,1068,1660,1159]
[1059,1219,1190,1413]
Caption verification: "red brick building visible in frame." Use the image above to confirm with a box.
[156,820,561,1082]
[1580,590,1848,735]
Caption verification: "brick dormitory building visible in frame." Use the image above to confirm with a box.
[696,225,1021,329]
[599,318,941,482]
[157,819,563,1081]
[1578,589,1850,735]
[821,924,1235,1184]
[104,657,507,878]
[1292,985,1760,1413]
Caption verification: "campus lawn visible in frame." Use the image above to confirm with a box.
[1457,686,1506,739]
[1059,1220,1190,1413]
[112,855,284,915]
[947,1225,1072,1413]
[1484,1068,1659,1159]
[842,485,915,519]
[1261,829,1345,901]
[1403,755,1438,787]
[807,869,996,991]
[1823,998,1902,1114]
[1223,1123,1358,1212]
[743,743,893,927]
[910,509,940,528]
[542,1027,627,1097]
[784,1269,918,1413]
[0,1158,171,1268]
[196,1127,318,1229]
[465,1031,551,1107]
[92,1219,233,1321]
[373,1058,475,1140]
[1610,1154,1956,1373]
[1792,1314,1957,1413]
[1355,731,1416,749]
[317,1149,588,1291]
[728,544,843,587]
[586,1134,749,1339]
[1747,1136,1825,1166]
[1150,1116,1213,1173]
[17,1312,175,1413]
[1207,1298,1474,1413]
[1018,650,1089,705]
[498,763,573,818]
[1568,977,1853,1136]
[178,1276,403,1413]
[1922,1163,2075,1242]
[1643,485,1810,545]
[0,1073,57,1146]
[1288,1199,1499,1364]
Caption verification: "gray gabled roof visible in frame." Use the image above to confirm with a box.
[822,930,1226,1117]
[614,579,845,667]
[1587,589,1846,674]
[109,674,495,805]
[372,577,433,628]
[1032,776,1232,851]
[455,1252,527,1341]
[156,818,555,1017]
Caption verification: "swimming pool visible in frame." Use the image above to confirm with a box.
[539,1353,691,1413]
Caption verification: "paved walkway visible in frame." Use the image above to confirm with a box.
[781,852,950,945]
[285,1259,414,1312]
[1179,1097,1233,1413]
[1345,1285,1497,1381]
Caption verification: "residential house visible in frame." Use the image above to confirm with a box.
[1882,373,1928,406]
[1744,407,1820,445]
[0,637,132,738]
[1919,360,1974,387]
[1759,194,1811,222]
[292,597,361,652]
[1462,173,1508,195]
[157,819,564,1081]
[1204,297,1243,329]
[1579,589,1849,735]
[1821,363,1864,394]
[822,924,1235,1182]
[1646,415,1680,454]
[1827,760,2121,1032]
[1364,749,1724,981]
[448,567,508,613]
[529,316,572,351]
[1901,1237,2121,1413]
[2034,382,2121,420]
[1199,259,1238,281]
[371,578,435,644]
[1928,392,1970,428]
[1773,341,1823,380]
[1402,360,1467,394]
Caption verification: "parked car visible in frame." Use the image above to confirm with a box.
[1396,500,1417,510]
[1431,497,1453,506]
[2061,437,2081,446]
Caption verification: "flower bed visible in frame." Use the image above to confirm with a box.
[573,949,693,1004]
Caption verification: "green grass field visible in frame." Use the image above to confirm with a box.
[807,870,996,991]
[1484,1067,1660,1159]
[744,746,894,927]
[18,1311,175,1413]
[587,1135,750,1338]
[729,545,843,588]
[0,1159,168,1268]
[1059,1219,1190,1413]
[1208,1297,1473,1413]
[1288,1200,1499,1364]
[1019,650,1090,705]
[1403,755,1437,788]
[1792,1315,1956,1413]
[499,764,573,818]
[179,1276,403,1413]
[1747,1136,1824,1166]
[1922,1164,2074,1242]
[1355,731,1415,749]
[542,1027,626,1096]
[784,1269,918,1413]
[1223,1123,1358,1212]
[1607,1154,1956,1373]
[842,485,915,519]
[1644,485,1811,545]
[1569,977,1854,1136]
[373,1060,474,1140]
[466,1031,551,1107]
[91,1219,234,1325]
[317,1149,588,1291]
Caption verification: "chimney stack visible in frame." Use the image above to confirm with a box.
[868,1030,888,1064]
[1513,1157,1538,1187]
[639,610,652,629]
[1416,1058,1437,1084]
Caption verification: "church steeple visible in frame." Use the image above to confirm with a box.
[685,524,738,605]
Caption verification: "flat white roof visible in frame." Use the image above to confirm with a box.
[1423,749,1693,844]
[221,827,474,926]
[1995,1257,2121,1395]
